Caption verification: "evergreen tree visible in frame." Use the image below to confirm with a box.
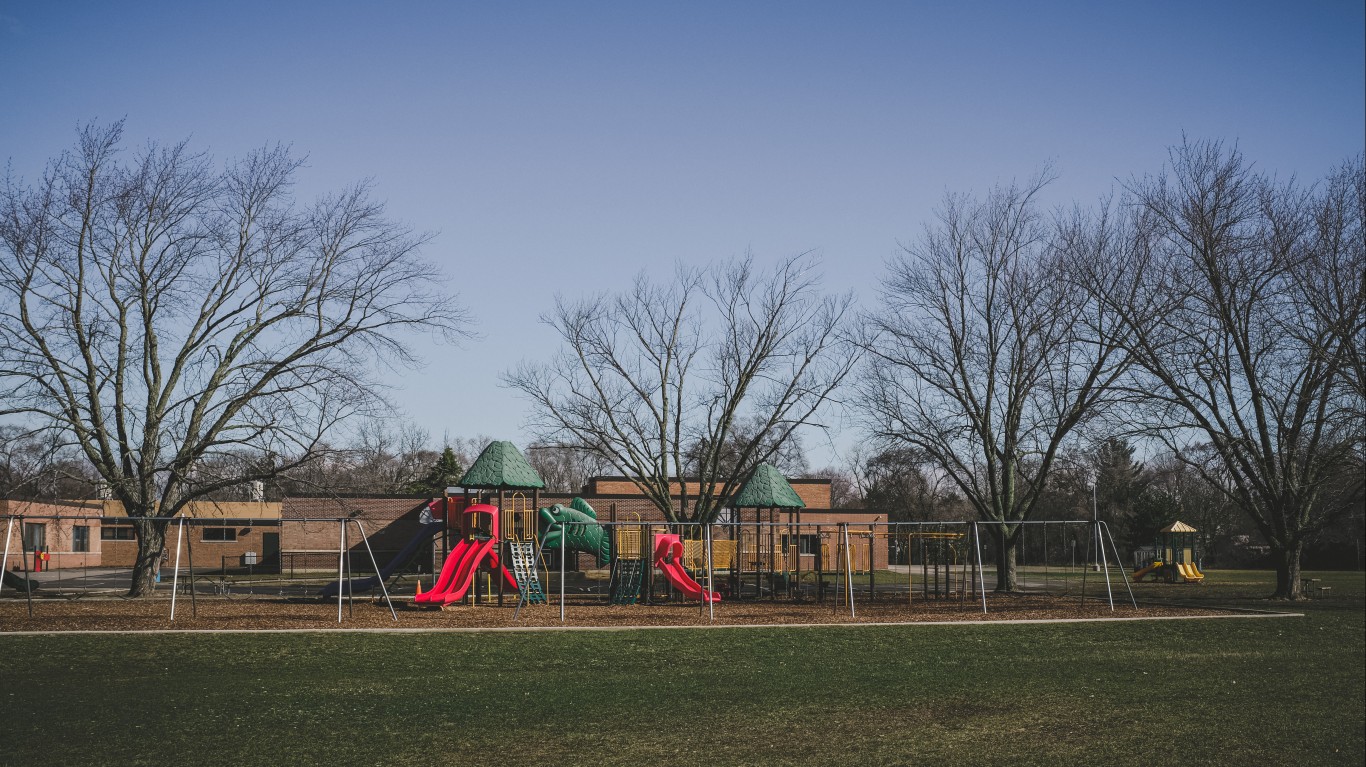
[1091,437,1147,532]
[408,447,464,496]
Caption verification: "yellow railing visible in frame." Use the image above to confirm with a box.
[614,526,643,560]
[710,539,737,569]
[820,537,872,572]
[682,539,706,570]
[498,493,538,541]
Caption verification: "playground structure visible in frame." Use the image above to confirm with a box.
[416,441,726,611]
[414,503,521,606]
[1132,520,1206,583]
[1,444,1142,624]
[1,506,1140,625]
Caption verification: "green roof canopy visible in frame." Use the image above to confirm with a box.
[458,441,545,489]
[731,462,805,509]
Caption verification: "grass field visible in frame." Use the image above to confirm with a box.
[1,570,1361,767]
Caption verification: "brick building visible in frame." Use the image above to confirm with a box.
[5,473,893,575]
[1,499,104,571]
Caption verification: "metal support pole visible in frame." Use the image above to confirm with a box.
[1097,520,1114,611]
[973,522,987,614]
[354,520,397,621]
[1079,522,1093,608]
[832,526,842,614]
[705,523,715,623]
[186,518,197,617]
[0,517,13,596]
[559,520,566,623]
[1043,522,1050,591]
[961,522,972,607]
[346,523,354,618]
[18,516,33,617]
[815,524,824,603]
[843,523,855,619]
[337,519,346,623]
[1101,522,1138,608]
[170,516,185,621]
[908,526,915,606]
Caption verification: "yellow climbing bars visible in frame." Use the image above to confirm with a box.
[501,492,538,542]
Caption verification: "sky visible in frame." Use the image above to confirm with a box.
[2,1,1363,469]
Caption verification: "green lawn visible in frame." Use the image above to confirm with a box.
[1,570,1361,767]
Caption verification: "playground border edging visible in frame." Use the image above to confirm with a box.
[0,610,1303,636]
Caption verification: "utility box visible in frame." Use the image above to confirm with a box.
[242,551,258,566]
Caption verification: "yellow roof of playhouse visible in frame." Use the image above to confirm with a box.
[1159,520,1198,533]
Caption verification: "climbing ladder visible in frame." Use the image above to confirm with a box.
[508,541,547,605]
[611,558,644,605]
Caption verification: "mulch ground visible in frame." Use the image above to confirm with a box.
[0,594,1233,632]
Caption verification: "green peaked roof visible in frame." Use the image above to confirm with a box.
[458,441,545,489]
[731,463,805,509]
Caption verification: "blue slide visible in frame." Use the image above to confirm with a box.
[318,520,444,597]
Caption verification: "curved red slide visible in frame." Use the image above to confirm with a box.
[416,536,494,605]
[416,502,521,606]
[653,534,720,602]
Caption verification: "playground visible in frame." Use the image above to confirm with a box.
[0,496,1241,631]
[2,443,1361,766]
[0,569,1360,767]
[0,443,1314,633]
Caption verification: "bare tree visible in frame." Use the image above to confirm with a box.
[445,435,496,473]
[0,122,468,595]
[1105,141,1364,599]
[347,419,435,494]
[859,174,1134,590]
[851,446,956,521]
[1138,447,1245,560]
[524,444,611,494]
[809,466,860,509]
[684,414,810,478]
[0,424,98,500]
[273,419,436,496]
[505,254,856,523]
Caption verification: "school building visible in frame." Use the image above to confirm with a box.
[3,474,891,575]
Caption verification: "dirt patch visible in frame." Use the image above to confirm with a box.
[0,594,1231,632]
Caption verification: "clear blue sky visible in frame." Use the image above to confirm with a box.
[2,1,1363,467]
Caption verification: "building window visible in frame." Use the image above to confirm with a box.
[782,533,820,555]
[73,526,90,552]
[23,523,46,551]
[202,527,237,542]
[101,525,136,541]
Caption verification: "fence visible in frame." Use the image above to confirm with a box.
[0,513,420,622]
[3,513,1135,623]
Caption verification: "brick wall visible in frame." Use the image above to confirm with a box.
[582,476,832,509]
[1,499,104,570]
[280,497,434,571]
[4,492,914,573]
[89,499,283,569]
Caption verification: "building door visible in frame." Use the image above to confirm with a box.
[262,532,280,569]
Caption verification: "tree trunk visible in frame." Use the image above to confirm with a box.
[1271,540,1305,600]
[128,517,170,597]
[993,526,1018,592]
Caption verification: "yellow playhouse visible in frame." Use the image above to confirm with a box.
[1132,520,1205,583]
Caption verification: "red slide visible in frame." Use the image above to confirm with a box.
[653,533,720,603]
[415,539,518,606]
[417,536,475,598]
[415,503,521,606]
